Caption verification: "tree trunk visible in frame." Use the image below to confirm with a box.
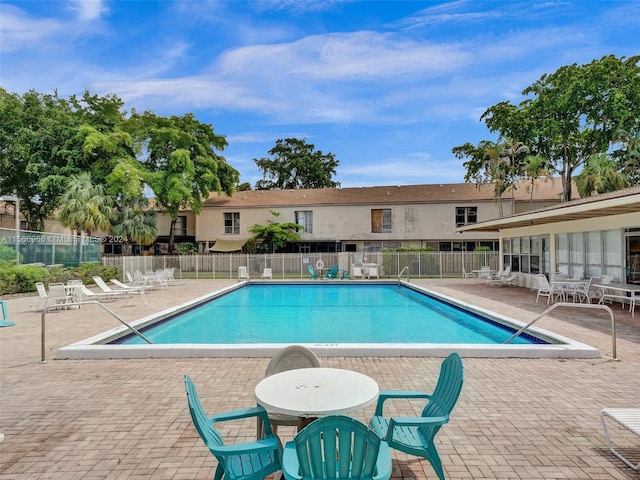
[168,218,176,254]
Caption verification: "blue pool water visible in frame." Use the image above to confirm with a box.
[114,284,542,345]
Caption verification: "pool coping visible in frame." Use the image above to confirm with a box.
[56,280,601,359]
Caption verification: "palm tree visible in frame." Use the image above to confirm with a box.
[500,139,529,214]
[110,200,157,254]
[59,172,112,237]
[482,145,508,216]
[575,153,627,197]
[522,155,554,210]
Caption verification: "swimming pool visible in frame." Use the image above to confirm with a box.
[57,281,600,359]
[114,284,541,345]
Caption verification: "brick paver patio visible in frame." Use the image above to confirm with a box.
[1,278,639,479]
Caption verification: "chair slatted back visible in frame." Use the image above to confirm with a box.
[184,375,224,451]
[294,416,382,480]
[419,353,464,441]
[36,282,48,298]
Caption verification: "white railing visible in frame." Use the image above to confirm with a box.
[102,251,500,280]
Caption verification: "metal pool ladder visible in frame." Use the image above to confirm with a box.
[503,302,617,360]
[40,300,153,362]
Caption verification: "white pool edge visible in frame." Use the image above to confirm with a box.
[56,281,601,360]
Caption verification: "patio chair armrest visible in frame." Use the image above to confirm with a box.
[374,390,432,416]
[388,414,449,430]
[211,436,282,456]
[212,405,271,424]
[282,441,303,480]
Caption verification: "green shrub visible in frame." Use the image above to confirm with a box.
[0,262,119,294]
[13,265,49,293]
[177,242,198,254]
[50,262,120,285]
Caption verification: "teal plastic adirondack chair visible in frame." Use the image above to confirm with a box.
[325,265,339,279]
[283,415,391,480]
[369,353,464,480]
[184,375,283,480]
[307,265,319,279]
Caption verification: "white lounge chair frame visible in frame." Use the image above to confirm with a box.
[109,279,148,305]
[601,408,640,470]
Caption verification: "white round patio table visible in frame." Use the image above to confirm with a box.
[255,367,379,419]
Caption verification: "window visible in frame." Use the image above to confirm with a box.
[174,215,187,236]
[295,211,313,233]
[371,209,391,233]
[503,235,549,274]
[224,212,240,234]
[455,207,477,227]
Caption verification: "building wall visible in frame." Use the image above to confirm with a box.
[497,211,640,287]
[193,198,557,247]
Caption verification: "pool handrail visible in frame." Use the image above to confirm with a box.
[41,300,153,362]
[398,266,410,283]
[503,302,617,359]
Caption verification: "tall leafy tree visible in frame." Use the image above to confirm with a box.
[0,89,82,230]
[472,55,640,201]
[140,112,238,253]
[254,138,340,190]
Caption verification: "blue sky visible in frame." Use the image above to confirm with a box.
[1,1,637,188]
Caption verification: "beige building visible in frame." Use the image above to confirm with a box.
[458,186,640,287]
[194,180,565,254]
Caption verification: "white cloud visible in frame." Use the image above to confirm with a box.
[68,0,107,21]
[0,4,64,52]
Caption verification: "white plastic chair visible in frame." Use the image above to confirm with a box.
[261,267,272,279]
[352,266,363,279]
[238,266,250,280]
[535,274,564,304]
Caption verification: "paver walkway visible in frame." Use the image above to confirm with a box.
[1,278,639,479]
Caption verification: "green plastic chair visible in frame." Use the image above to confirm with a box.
[369,353,464,480]
[184,375,283,480]
[325,265,339,279]
[307,265,319,279]
[283,415,391,480]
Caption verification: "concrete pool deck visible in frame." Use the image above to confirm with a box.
[1,278,639,479]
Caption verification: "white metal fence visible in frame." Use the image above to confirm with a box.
[102,251,500,280]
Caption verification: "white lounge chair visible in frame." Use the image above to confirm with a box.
[601,408,640,470]
[81,285,130,304]
[261,268,272,279]
[109,279,148,305]
[488,274,516,287]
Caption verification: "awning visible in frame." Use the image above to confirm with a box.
[209,238,248,252]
